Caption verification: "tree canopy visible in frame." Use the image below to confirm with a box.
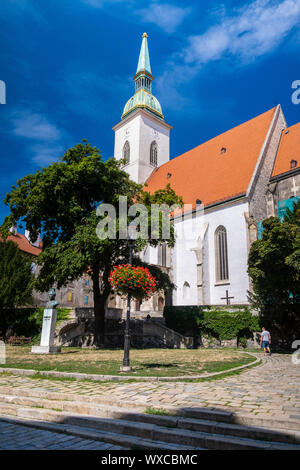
[2,141,182,346]
[248,199,300,340]
[0,240,34,337]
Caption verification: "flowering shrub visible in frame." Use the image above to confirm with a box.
[109,264,157,301]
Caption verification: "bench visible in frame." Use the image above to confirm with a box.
[5,336,32,345]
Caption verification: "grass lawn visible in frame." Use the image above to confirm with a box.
[1,346,256,377]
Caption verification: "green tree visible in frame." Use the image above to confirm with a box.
[0,240,34,337]
[2,142,182,347]
[248,200,300,339]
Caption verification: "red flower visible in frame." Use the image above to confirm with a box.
[109,264,158,301]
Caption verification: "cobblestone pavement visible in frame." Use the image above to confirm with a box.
[0,420,123,450]
[0,354,299,422]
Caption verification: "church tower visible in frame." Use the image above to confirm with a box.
[113,33,172,184]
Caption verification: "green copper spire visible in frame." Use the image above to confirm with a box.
[122,33,164,121]
[136,32,152,75]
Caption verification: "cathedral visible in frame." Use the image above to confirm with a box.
[112,33,300,308]
[7,33,300,313]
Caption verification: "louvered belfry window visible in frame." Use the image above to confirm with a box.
[150,141,158,167]
[123,140,130,164]
[215,226,229,281]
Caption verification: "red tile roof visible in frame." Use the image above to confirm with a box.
[272,122,300,178]
[5,233,42,256]
[145,107,277,209]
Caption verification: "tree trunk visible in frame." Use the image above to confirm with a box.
[92,267,111,348]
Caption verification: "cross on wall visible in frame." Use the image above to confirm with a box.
[221,290,234,305]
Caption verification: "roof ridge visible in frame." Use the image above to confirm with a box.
[145,105,278,209]
[271,117,300,178]
[283,121,300,132]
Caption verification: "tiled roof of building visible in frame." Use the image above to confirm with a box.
[272,122,300,178]
[5,232,42,256]
[145,107,277,209]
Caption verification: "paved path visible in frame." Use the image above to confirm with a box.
[0,420,123,450]
[0,354,299,423]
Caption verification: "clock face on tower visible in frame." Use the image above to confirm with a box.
[152,128,159,139]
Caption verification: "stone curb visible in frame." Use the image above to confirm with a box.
[0,352,261,382]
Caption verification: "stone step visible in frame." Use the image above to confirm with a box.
[0,392,299,445]
[0,401,299,450]
[0,384,299,432]
[0,411,200,451]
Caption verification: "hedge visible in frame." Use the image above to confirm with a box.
[163,305,260,342]
[7,307,70,343]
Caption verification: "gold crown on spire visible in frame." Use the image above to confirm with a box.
[142,32,148,38]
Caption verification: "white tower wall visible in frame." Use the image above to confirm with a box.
[113,108,172,184]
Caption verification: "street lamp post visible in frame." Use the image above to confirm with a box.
[120,235,135,372]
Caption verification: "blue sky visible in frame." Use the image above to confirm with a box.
[1,0,300,224]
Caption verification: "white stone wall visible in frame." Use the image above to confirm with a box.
[114,112,141,182]
[172,200,250,306]
[138,112,170,183]
[113,109,171,184]
[143,245,158,265]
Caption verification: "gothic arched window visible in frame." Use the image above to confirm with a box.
[215,226,229,282]
[123,140,130,164]
[150,140,158,167]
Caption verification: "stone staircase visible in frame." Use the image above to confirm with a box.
[0,385,299,450]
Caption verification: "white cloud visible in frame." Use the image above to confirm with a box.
[82,0,125,7]
[10,108,67,166]
[11,110,61,141]
[138,2,191,34]
[156,63,197,110]
[157,0,300,111]
[60,65,129,119]
[184,0,300,66]
[30,143,65,166]
[2,0,46,25]
[82,0,190,33]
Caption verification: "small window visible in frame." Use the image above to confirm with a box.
[196,199,202,205]
[162,243,166,267]
[167,172,172,179]
[290,159,297,169]
[157,242,167,267]
[123,141,130,164]
[183,281,191,300]
[220,147,227,154]
[215,226,229,282]
[67,292,73,302]
[150,141,158,167]
[85,279,90,286]
[84,295,88,305]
